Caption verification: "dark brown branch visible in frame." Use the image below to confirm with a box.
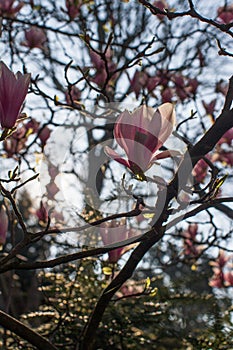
[0,200,143,268]
[138,0,233,37]
[1,198,232,273]
[0,310,58,350]
[0,233,145,273]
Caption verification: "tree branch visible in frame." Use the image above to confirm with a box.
[0,310,58,350]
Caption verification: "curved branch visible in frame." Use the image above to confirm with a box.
[138,0,233,37]
[0,310,58,350]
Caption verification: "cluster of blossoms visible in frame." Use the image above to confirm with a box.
[209,250,233,288]
[129,69,198,103]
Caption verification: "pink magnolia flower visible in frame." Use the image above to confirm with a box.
[174,75,198,101]
[217,5,233,24]
[21,27,47,50]
[36,201,48,223]
[46,181,59,200]
[202,99,217,116]
[130,71,159,96]
[38,126,51,147]
[24,118,40,134]
[3,126,27,157]
[224,272,233,286]
[209,271,225,288]
[48,163,59,180]
[117,280,144,297]
[90,49,117,88]
[217,128,233,146]
[65,85,81,107]
[161,87,173,103]
[210,250,229,270]
[212,150,233,167]
[66,0,82,20]
[187,78,198,95]
[0,61,30,129]
[192,158,209,183]
[216,80,228,95]
[130,70,148,98]
[147,75,160,92]
[105,103,176,179]
[153,0,168,20]
[0,0,24,17]
[209,251,233,288]
[100,221,135,263]
[0,206,8,246]
[182,224,201,257]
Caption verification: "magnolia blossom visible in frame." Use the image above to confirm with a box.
[0,206,8,247]
[212,150,233,167]
[209,271,225,288]
[46,181,59,200]
[66,0,82,20]
[21,27,47,50]
[224,272,233,287]
[90,49,117,88]
[117,280,144,297]
[182,224,201,258]
[36,201,48,223]
[153,0,168,20]
[217,5,233,24]
[192,158,209,183]
[100,221,135,263]
[130,70,159,97]
[210,250,229,271]
[161,87,173,103]
[0,61,30,129]
[209,250,232,288]
[174,75,198,101]
[202,99,216,116]
[3,125,27,157]
[0,0,24,16]
[105,103,176,179]
[38,126,51,147]
[65,85,81,107]
[218,128,233,146]
[130,70,148,98]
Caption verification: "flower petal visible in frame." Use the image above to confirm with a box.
[150,149,182,162]
[104,146,130,168]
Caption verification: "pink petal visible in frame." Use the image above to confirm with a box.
[155,102,176,149]
[104,146,130,168]
[150,149,181,163]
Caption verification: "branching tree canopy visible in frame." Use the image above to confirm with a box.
[0,0,233,349]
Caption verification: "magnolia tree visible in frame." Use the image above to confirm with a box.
[0,0,233,349]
